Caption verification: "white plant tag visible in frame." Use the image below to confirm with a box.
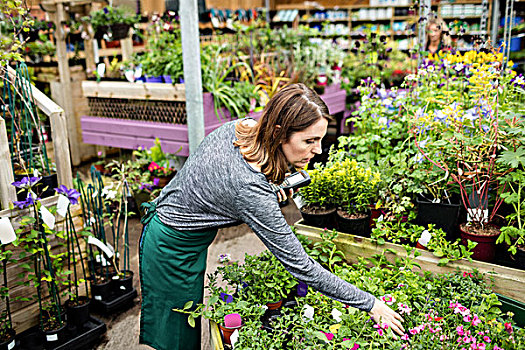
[94,295,102,301]
[8,339,14,350]
[106,242,115,255]
[124,69,135,82]
[97,63,106,78]
[211,17,220,27]
[467,208,488,223]
[40,205,55,230]
[230,329,240,348]
[56,194,70,217]
[112,275,120,280]
[46,334,58,341]
[0,217,16,244]
[418,229,432,247]
[33,169,40,177]
[87,236,114,258]
[120,286,126,290]
[292,193,306,209]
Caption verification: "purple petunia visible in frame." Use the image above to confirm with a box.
[13,193,38,209]
[55,185,81,205]
[12,176,41,189]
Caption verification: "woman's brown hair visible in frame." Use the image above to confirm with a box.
[234,83,333,184]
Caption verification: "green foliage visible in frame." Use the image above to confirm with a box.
[88,6,139,33]
[497,170,525,255]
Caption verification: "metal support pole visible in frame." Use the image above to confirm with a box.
[180,0,205,154]
[265,0,271,23]
[491,0,500,45]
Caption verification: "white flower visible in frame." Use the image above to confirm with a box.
[454,63,464,72]
[378,117,388,125]
[303,304,314,321]
[331,308,342,322]
[105,190,117,200]
[218,253,231,263]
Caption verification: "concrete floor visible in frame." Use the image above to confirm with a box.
[91,201,302,350]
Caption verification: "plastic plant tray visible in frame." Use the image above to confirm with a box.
[497,293,525,328]
[17,316,106,350]
[91,288,138,315]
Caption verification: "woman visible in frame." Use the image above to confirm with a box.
[139,83,404,350]
[426,16,451,54]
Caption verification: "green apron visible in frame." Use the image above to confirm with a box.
[139,202,217,350]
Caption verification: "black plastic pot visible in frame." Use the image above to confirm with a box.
[111,270,134,296]
[109,23,131,40]
[91,279,112,302]
[415,195,461,240]
[66,297,91,330]
[0,328,16,350]
[299,207,336,230]
[43,322,67,348]
[14,173,58,201]
[513,246,525,270]
[336,210,371,237]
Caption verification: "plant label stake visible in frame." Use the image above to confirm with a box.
[56,194,70,217]
[40,205,55,229]
[0,217,16,244]
[87,236,114,259]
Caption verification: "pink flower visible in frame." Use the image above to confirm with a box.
[148,162,160,171]
[440,334,448,341]
[471,315,481,326]
[377,329,384,336]
[409,328,419,335]
[483,336,491,343]
[463,271,473,278]
[401,333,409,340]
[380,294,396,305]
[454,304,471,317]
[457,325,465,336]
[504,322,513,334]
[493,346,503,350]
[397,303,412,315]
[464,315,472,323]
[463,336,471,343]
[322,332,334,341]
[342,339,360,350]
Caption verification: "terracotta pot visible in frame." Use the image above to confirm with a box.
[219,324,242,345]
[369,205,385,229]
[460,223,500,262]
[266,299,282,310]
[415,241,428,250]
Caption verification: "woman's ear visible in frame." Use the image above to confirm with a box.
[274,125,282,141]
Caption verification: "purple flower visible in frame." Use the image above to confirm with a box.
[220,293,233,304]
[103,7,109,14]
[153,177,160,187]
[139,182,154,191]
[297,281,308,297]
[13,193,38,209]
[12,176,41,189]
[55,185,81,205]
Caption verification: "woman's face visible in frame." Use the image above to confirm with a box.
[428,23,442,44]
[281,117,328,169]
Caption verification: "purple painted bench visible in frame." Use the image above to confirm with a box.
[81,85,347,157]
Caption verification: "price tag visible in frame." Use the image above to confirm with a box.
[40,205,56,230]
[8,340,15,350]
[0,217,16,244]
[56,194,70,217]
[230,329,240,347]
[467,208,488,223]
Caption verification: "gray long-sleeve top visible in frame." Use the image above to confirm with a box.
[154,121,375,311]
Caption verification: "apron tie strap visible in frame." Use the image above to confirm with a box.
[141,201,157,226]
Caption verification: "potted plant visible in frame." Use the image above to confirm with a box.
[298,163,339,229]
[89,6,138,41]
[0,238,17,350]
[333,159,381,236]
[496,154,525,269]
[55,185,92,331]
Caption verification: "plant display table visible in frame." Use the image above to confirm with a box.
[294,220,525,304]
[80,81,347,156]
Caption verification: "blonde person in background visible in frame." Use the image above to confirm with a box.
[426,16,452,54]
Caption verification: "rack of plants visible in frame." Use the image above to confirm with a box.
[16,316,106,350]
[80,81,346,156]
[90,287,138,315]
[294,220,525,304]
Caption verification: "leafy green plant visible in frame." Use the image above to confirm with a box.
[497,168,525,255]
[88,6,138,33]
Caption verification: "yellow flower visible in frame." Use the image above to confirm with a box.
[329,324,341,334]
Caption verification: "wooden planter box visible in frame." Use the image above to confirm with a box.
[294,220,525,304]
[80,81,347,156]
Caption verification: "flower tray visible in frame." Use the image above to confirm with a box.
[294,219,525,304]
[497,294,525,328]
[16,316,106,350]
[90,287,138,315]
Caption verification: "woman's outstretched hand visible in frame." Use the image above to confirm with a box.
[369,298,405,336]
